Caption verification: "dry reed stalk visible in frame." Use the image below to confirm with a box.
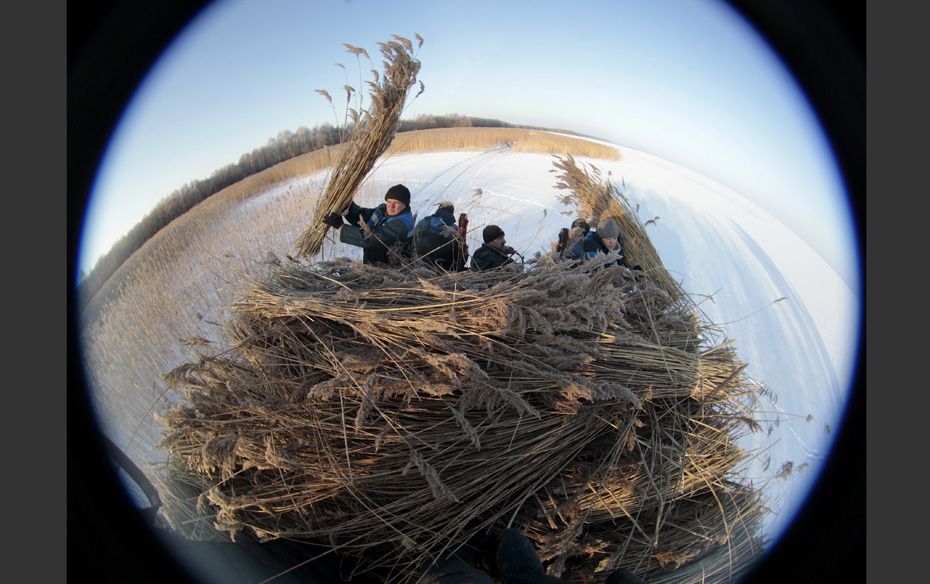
[552,155,682,300]
[295,36,423,258]
[157,256,768,583]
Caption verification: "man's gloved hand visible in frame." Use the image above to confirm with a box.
[322,212,345,229]
[503,246,517,255]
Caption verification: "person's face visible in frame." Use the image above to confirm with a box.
[489,235,506,250]
[385,199,406,216]
[602,236,619,250]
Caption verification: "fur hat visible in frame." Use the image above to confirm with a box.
[483,224,505,244]
[596,217,620,239]
[384,184,411,206]
[436,201,455,214]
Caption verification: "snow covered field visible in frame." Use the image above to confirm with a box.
[80,143,860,544]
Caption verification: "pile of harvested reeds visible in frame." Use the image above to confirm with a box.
[552,155,681,300]
[295,35,424,258]
[157,250,766,582]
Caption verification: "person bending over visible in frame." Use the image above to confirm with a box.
[414,201,468,272]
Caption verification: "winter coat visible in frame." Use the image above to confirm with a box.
[413,206,467,271]
[580,230,630,267]
[470,243,514,271]
[340,201,415,265]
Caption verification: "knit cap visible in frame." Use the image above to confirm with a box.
[384,184,411,206]
[482,224,505,244]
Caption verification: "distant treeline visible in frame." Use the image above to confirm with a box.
[75,114,560,309]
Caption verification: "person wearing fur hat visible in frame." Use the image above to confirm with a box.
[413,201,468,272]
[470,224,517,271]
[580,216,632,267]
[322,184,415,265]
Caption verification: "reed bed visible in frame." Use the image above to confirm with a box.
[552,155,681,300]
[388,127,619,159]
[296,36,423,258]
[207,128,619,214]
[158,251,766,582]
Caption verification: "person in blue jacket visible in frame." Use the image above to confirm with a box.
[580,216,640,268]
[323,184,415,265]
[414,201,468,272]
[558,218,591,260]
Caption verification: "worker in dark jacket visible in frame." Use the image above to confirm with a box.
[580,216,632,267]
[322,184,415,265]
[413,202,467,272]
[470,225,516,271]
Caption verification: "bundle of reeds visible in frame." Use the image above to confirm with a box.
[552,155,682,300]
[157,253,766,582]
[295,35,423,258]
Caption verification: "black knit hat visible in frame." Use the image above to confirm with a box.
[483,224,505,244]
[384,184,411,206]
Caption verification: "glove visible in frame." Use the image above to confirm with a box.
[504,246,516,255]
[322,212,344,229]
[339,201,354,214]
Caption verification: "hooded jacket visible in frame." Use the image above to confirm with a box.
[413,206,467,271]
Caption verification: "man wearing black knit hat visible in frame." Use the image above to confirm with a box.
[322,184,415,265]
[470,224,517,271]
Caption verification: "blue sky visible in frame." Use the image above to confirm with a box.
[79,0,858,289]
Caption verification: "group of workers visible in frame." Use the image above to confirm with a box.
[321,183,635,272]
